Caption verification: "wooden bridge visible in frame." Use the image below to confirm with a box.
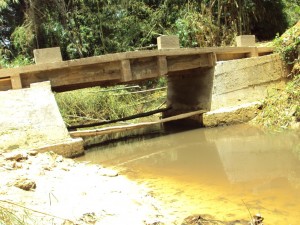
[0,37,272,93]
[0,35,273,118]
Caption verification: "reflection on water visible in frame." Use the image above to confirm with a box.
[78,124,300,224]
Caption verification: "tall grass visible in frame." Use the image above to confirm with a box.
[55,79,167,127]
[0,206,26,225]
[252,22,300,131]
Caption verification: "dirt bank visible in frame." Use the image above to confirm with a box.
[0,150,167,225]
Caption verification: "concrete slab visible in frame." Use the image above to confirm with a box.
[157,35,180,49]
[33,47,62,64]
[236,35,256,47]
[203,102,262,127]
[211,54,288,110]
[0,81,84,157]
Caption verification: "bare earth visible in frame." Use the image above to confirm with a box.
[0,150,169,225]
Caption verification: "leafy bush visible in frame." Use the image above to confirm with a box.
[253,21,300,131]
[273,21,300,74]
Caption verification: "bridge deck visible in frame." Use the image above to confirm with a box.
[0,47,272,92]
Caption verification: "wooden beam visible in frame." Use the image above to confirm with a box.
[157,56,168,76]
[69,110,206,137]
[121,59,132,82]
[167,54,213,72]
[0,77,12,91]
[246,47,259,57]
[68,107,171,130]
[11,74,22,89]
[0,47,274,92]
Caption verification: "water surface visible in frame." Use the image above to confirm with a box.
[78,124,300,224]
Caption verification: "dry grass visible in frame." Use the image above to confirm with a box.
[54,80,167,127]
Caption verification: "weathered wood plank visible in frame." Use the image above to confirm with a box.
[0,47,273,92]
[11,75,22,89]
[69,109,206,137]
[167,54,213,72]
[21,62,122,90]
[157,56,168,76]
[0,77,12,91]
[121,60,132,82]
[131,57,159,80]
[216,53,247,61]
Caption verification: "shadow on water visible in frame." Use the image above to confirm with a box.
[77,123,300,224]
[81,118,202,149]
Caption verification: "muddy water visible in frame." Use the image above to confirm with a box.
[78,124,300,224]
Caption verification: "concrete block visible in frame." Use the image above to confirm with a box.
[157,35,180,49]
[211,54,287,110]
[236,35,256,47]
[0,81,84,157]
[33,47,62,64]
[203,102,262,127]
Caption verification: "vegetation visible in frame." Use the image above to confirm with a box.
[55,80,167,127]
[253,21,300,131]
[0,0,296,64]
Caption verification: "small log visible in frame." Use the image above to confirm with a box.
[68,107,170,130]
[69,110,206,138]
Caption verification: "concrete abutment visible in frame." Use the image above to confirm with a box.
[0,81,84,157]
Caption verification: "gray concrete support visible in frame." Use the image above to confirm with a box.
[0,81,84,157]
[164,67,215,117]
[157,35,214,121]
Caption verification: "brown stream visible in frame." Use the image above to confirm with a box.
[78,124,300,224]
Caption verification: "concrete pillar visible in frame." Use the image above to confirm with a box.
[236,35,256,47]
[165,68,214,116]
[33,47,62,64]
[158,35,215,125]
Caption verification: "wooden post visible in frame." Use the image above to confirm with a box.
[11,74,22,89]
[157,56,168,76]
[121,59,132,82]
[247,47,259,57]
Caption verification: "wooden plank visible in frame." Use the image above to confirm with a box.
[0,77,12,91]
[0,46,274,92]
[157,56,168,76]
[246,47,259,57]
[130,57,158,80]
[69,110,206,137]
[11,74,22,89]
[121,59,132,82]
[21,61,122,90]
[216,53,247,61]
[167,54,213,72]
[207,52,217,66]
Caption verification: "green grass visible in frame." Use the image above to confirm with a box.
[253,74,300,131]
[55,79,167,127]
[252,22,300,132]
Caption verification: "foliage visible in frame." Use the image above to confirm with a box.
[253,21,300,131]
[282,0,300,26]
[273,21,300,74]
[0,205,27,225]
[253,76,299,131]
[55,84,167,126]
[0,0,291,62]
